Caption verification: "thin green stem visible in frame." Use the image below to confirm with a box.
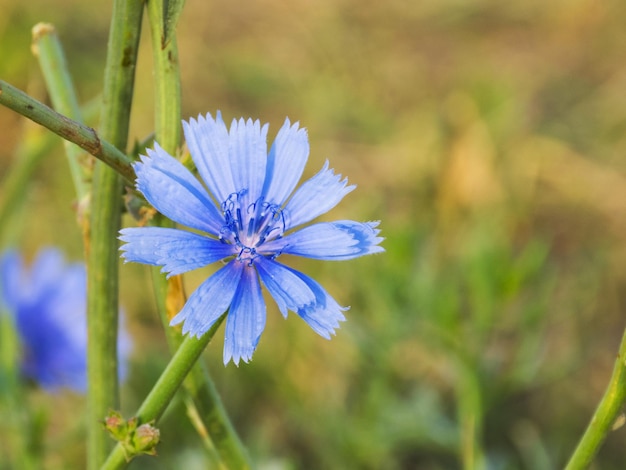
[147,0,181,150]
[31,22,91,202]
[0,312,40,470]
[183,398,228,470]
[0,80,135,184]
[87,166,124,469]
[86,1,143,468]
[182,355,251,468]
[565,326,626,469]
[456,359,486,470]
[100,321,224,470]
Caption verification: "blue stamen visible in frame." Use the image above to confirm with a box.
[247,218,256,237]
[236,208,243,231]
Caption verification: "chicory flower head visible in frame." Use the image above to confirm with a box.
[120,112,384,365]
[0,249,130,392]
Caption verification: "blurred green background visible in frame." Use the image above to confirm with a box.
[3,0,626,468]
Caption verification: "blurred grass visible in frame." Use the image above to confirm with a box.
[3,0,626,468]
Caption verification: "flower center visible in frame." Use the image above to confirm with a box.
[220,190,285,264]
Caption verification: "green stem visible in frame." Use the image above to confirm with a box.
[456,360,486,470]
[0,311,40,470]
[87,1,143,468]
[147,0,181,150]
[31,22,91,202]
[163,0,187,48]
[0,80,135,184]
[182,355,251,468]
[87,165,124,469]
[565,326,626,469]
[183,399,228,470]
[100,321,224,470]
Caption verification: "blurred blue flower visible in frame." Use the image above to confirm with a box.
[0,249,130,392]
[120,112,384,365]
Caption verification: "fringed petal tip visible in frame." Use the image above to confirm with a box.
[133,142,173,174]
[222,330,261,366]
[172,310,218,338]
[223,348,255,367]
[262,118,309,205]
[186,110,226,128]
[299,304,348,340]
[364,220,386,254]
[283,160,357,230]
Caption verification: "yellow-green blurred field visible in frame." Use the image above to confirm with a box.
[3,0,626,468]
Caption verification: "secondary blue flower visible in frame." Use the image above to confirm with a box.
[120,112,384,365]
[0,249,131,392]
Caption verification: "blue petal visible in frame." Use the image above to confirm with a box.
[20,307,86,392]
[0,248,130,393]
[46,264,86,322]
[228,117,268,209]
[263,221,384,260]
[135,143,224,235]
[283,161,355,230]
[120,227,234,276]
[29,249,66,297]
[223,265,266,365]
[255,257,317,318]
[184,112,236,203]
[27,264,88,391]
[287,266,348,339]
[170,260,243,337]
[261,118,309,206]
[255,258,346,338]
[0,249,89,391]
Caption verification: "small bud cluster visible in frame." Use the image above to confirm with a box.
[103,410,160,460]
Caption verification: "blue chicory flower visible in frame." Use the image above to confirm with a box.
[0,249,130,392]
[120,112,384,365]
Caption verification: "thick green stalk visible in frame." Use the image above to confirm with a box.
[0,80,135,184]
[163,0,187,48]
[31,22,90,202]
[146,0,250,466]
[147,0,181,150]
[100,322,224,470]
[565,327,626,469]
[87,1,143,468]
[87,166,124,469]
